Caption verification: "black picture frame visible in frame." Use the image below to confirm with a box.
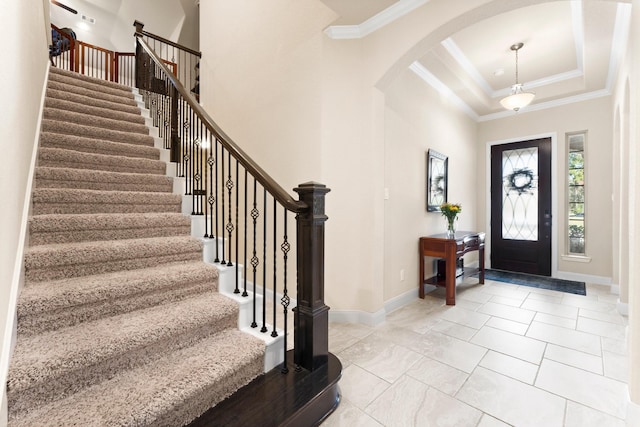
[427,149,448,212]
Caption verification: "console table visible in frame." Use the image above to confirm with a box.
[419,231,485,305]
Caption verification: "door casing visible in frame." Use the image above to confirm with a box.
[484,132,558,277]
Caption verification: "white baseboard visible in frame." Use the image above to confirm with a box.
[610,283,620,295]
[329,287,422,326]
[384,287,420,315]
[556,271,611,285]
[617,300,629,317]
[329,308,386,327]
[1,389,6,427]
[627,397,640,426]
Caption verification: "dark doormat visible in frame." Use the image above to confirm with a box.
[478,269,586,296]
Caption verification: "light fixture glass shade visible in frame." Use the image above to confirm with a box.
[500,84,535,112]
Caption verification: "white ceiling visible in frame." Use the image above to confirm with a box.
[322,0,631,121]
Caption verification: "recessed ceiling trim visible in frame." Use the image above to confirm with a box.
[478,89,611,122]
[605,3,632,91]
[325,0,429,40]
[441,2,585,99]
[492,69,584,98]
[441,38,494,95]
[409,61,479,120]
[571,1,584,72]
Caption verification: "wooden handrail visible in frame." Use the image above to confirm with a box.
[135,35,308,213]
[134,20,201,58]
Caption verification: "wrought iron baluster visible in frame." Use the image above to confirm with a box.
[206,132,215,238]
[214,139,220,263]
[243,169,248,297]
[220,149,226,265]
[193,121,202,216]
[226,151,234,268]
[234,158,239,294]
[271,197,278,338]
[281,209,290,373]
[250,178,259,328]
[261,187,267,333]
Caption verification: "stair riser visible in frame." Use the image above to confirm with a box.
[32,202,181,216]
[42,120,154,146]
[25,250,201,282]
[18,280,216,336]
[47,80,136,106]
[8,310,238,420]
[44,108,150,136]
[40,134,160,160]
[45,98,146,126]
[46,88,141,116]
[30,225,191,246]
[49,67,133,93]
[38,158,165,175]
[36,179,173,193]
[28,213,191,246]
[49,70,134,97]
[8,330,265,427]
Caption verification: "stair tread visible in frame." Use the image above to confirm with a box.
[49,67,133,93]
[8,328,264,427]
[37,147,165,175]
[8,292,239,392]
[44,107,149,136]
[29,212,189,232]
[36,166,171,184]
[28,212,191,246]
[42,119,154,146]
[40,132,159,160]
[48,74,135,102]
[19,260,217,311]
[25,235,201,266]
[46,88,141,116]
[24,235,202,282]
[32,187,181,206]
[45,97,145,125]
[47,79,137,107]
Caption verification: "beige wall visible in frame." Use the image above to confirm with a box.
[0,0,49,418]
[384,69,478,301]
[626,0,640,408]
[198,0,627,319]
[478,97,613,279]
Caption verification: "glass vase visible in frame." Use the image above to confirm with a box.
[446,218,456,238]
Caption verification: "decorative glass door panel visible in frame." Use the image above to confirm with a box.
[502,147,538,241]
[491,138,551,276]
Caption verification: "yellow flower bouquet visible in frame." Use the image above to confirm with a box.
[440,202,461,236]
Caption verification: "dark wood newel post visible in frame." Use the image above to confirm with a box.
[294,182,330,372]
[133,20,144,34]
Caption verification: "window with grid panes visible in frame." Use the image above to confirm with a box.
[567,132,585,254]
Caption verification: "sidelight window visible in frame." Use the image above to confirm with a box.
[567,132,586,255]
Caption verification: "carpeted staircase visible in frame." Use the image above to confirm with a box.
[6,67,265,426]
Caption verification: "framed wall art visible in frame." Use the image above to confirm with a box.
[427,149,448,212]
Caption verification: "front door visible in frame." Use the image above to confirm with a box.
[490,138,552,276]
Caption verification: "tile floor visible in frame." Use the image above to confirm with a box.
[321,279,630,427]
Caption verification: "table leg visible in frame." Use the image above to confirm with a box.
[479,246,485,284]
[446,254,456,305]
[419,253,425,299]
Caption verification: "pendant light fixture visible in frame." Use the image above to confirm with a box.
[500,43,535,112]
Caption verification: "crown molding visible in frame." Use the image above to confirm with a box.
[324,0,429,40]
[478,89,611,122]
[606,3,632,91]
